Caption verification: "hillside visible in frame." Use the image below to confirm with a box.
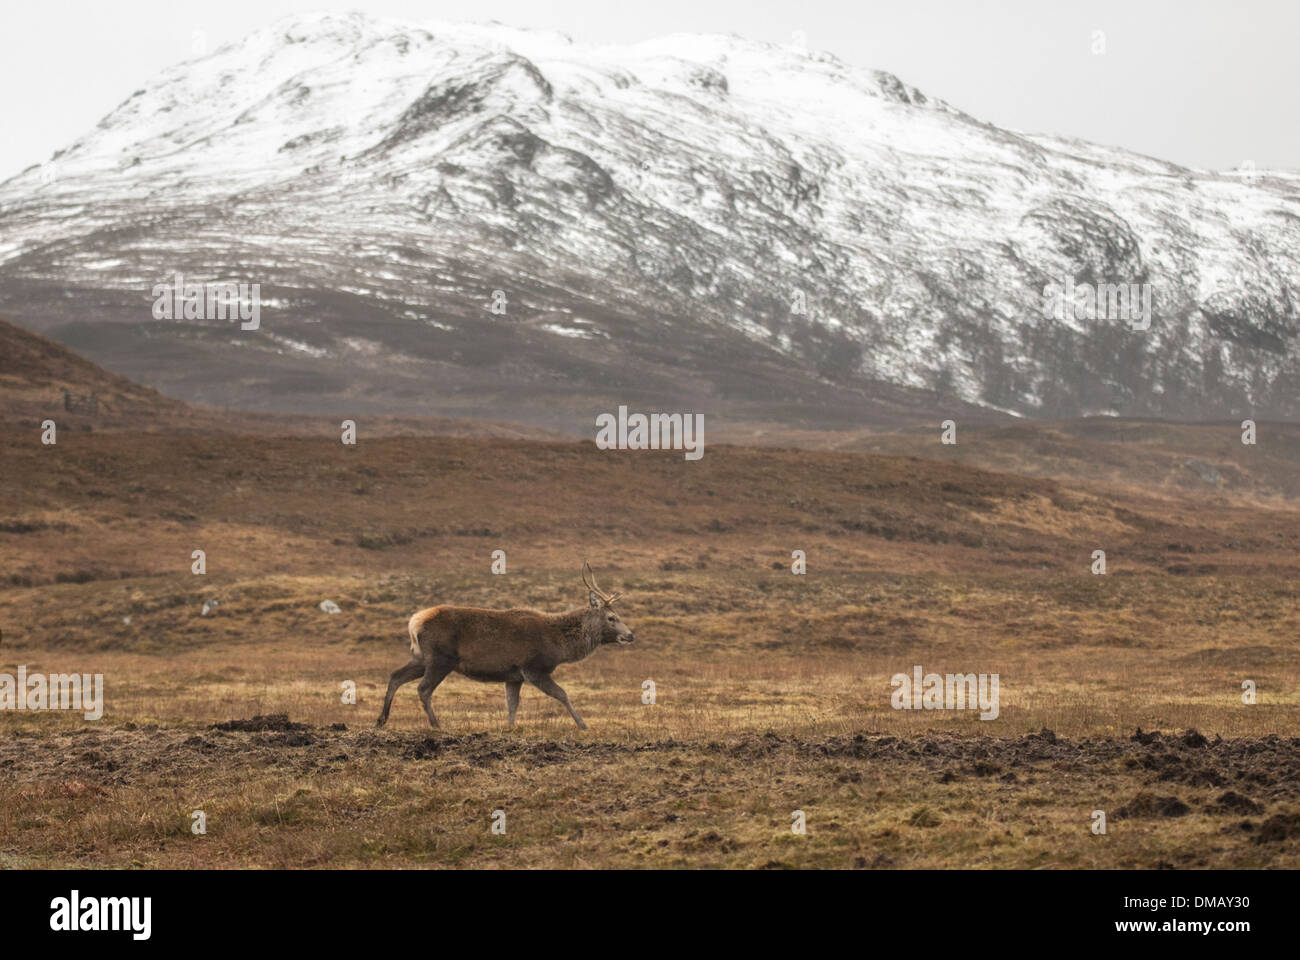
[0,314,568,439]
[0,315,189,428]
[4,314,1298,505]
[721,417,1300,505]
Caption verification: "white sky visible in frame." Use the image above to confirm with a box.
[1,0,1296,181]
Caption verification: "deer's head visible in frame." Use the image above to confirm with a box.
[583,560,635,645]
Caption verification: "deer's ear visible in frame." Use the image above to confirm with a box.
[588,591,603,609]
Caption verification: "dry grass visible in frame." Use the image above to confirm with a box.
[1,426,1298,868]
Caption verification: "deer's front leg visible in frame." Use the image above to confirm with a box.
[505,680,522,727]
[524,670,586,730]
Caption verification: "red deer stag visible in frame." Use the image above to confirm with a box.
[376,561,635,730]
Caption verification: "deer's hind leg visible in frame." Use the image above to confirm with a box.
[417,659,455,730]
[376,658,425,728]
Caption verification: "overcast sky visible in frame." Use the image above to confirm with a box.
[1,0,1295,181]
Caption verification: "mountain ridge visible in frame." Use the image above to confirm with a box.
[1,11,1296,428]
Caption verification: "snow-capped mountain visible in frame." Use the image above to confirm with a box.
[1,11,1297,426]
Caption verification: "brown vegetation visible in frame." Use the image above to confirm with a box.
[0,321,1297,868]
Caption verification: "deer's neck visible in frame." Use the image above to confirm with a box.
[553,609,598,663]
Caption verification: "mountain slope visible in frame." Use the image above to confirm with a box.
[0,11,1297,427]
[0,315,190,427]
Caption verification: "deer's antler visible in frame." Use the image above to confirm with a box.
[582,559,622,605]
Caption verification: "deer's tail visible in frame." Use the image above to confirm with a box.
[407,611,424,657]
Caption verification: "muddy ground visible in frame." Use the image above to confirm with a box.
[3,719,1297,868]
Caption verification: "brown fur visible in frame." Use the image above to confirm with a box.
[376,589,634,730]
